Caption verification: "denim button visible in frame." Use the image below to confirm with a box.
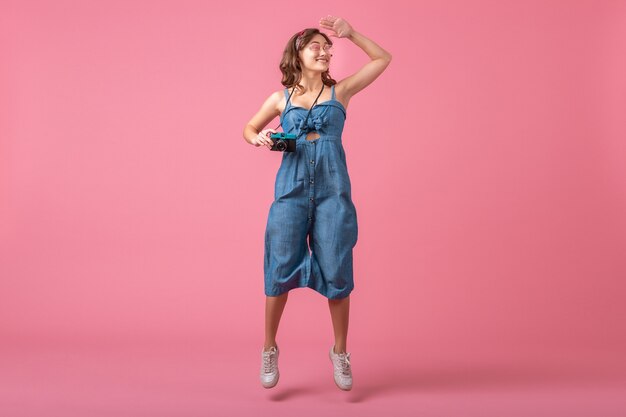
[310,179,314,184]
[310,160,315,164]
[309,197,314,201]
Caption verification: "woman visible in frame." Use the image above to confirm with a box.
[243,15,392,391]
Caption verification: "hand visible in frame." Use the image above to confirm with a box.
[319,15,354,38]
[250,128,277,150]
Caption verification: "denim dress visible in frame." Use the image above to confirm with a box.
[264,84,358,299]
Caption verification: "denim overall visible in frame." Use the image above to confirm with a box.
[264,84,358,299]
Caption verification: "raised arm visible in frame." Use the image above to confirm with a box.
[319,16,392,101]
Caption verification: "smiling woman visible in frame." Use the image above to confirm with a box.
[280,29,337,100]
[242,15,392,392]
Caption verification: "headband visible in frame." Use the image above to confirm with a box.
[295,29,306,50]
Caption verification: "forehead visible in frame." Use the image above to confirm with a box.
[307,34,330,45]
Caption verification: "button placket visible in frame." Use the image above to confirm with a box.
[307,143,316,221]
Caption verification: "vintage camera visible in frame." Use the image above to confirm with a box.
[269,132,297,152]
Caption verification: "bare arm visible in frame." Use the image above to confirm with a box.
[243,91,282,149]
[319,16,392,101]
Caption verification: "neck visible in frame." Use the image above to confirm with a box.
[298,71,324,93]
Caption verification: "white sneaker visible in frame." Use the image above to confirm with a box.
[260,345,280,388]
[329,346,352,390]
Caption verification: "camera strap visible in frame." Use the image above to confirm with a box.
[275,84,325,138]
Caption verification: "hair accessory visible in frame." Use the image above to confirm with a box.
[295,29,306,49]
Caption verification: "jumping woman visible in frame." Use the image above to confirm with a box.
[243,15,392,391]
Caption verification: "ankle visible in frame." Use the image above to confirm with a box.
[264,343,278,351]
[333,345,347,354]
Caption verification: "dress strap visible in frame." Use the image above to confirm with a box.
[331,84,336,100]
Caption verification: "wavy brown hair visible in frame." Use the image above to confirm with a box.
[280,28,337,94]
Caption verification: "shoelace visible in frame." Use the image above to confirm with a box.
[335,352,351,376]
[262,349,277,374]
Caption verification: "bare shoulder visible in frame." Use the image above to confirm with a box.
[264,88,286,116]
[246,89,285,132]
[271,88,289,113]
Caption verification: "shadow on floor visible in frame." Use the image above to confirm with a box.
[345,361,626,402]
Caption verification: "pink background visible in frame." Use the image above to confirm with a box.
[1,0,625,415]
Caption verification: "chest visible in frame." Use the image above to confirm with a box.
[278,89,349,113]
[288,91,333,110]
[281,102,346,135]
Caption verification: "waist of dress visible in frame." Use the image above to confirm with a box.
[295,134,342,144]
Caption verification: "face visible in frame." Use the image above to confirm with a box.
[299,34,333,71]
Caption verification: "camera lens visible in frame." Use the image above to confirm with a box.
[276,140,286,151]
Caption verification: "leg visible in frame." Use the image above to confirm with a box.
[328,295,350,353]
[264,292,289,350]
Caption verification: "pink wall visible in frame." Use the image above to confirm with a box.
[1,0,625,364]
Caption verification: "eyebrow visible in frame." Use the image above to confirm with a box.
[310,41,332,45]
